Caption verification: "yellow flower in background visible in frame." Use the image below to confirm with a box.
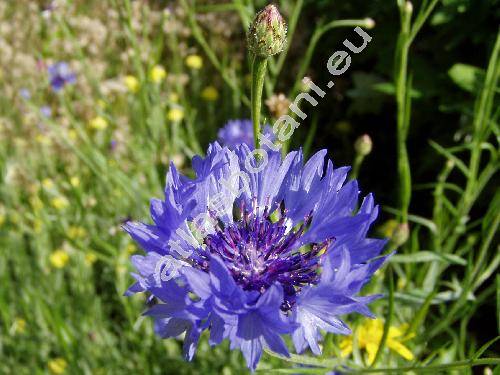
[124,75,139,93]
[70,176,80,188]
[51,196,69,210]
[85,253,97,265]
[34,219,43,233]
[42,178,54,189]
[89,116,108,130]
[169,93,179,103]
[36,134,52,145]
[185,54,203,69]
[48,358,67,374]
[167,107,184,122]
[201,86,219,101]
[150,65,166,83]
[68,130,78,141]
[67,226,86,240]
[15,317,26,334]
[340,318,414,364]
[50,249,69,269]
[97,99,106,109]
[29,195,44,211]
[125,243,137,254]
[379,219,399,238]
[0,213,5,227]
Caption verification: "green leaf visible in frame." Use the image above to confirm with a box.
[257,368,327,374]
[372,82,422,98]
[429,140,470,177]
[473,336,500,360]
[264,350,341,369]
[390,251,467,265]
[405,290,437,339]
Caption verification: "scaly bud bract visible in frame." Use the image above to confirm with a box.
[247,5,287,58]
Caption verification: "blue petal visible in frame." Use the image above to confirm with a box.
[183,266,212,300]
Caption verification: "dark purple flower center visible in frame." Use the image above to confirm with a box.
[197,201,332,311]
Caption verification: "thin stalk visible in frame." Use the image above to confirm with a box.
[251,56,268,149]
[426,206,500,339]
[440,30,500,256]
[371,270,394,367]
[350,358,500,373]
[290,19,373,97]
[350,154,365,180]
[180,0,250,106]
[269,0,304,88]
[394,2,413,225]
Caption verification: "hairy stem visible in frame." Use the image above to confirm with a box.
[251,56,268,149]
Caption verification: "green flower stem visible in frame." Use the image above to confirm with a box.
[350,154,365,180]
[251,56,268,149]
[394,0,441,227]
[370,269,394,367]
[394,2,413,226]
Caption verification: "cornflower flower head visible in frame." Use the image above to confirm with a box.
[124,143,388,371]
[217,119,274,150]
[48,62,76,92]
[40,106,52,118]
[19,88,31,100]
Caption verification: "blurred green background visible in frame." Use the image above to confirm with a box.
[0,0,498,373]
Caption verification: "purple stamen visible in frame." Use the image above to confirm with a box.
[199,201,333,310]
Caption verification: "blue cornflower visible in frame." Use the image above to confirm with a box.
[40,106,52,118]
[218,119,274,149]
[19,88,31,100]
[48,62,76,92]
[124,143,388,371]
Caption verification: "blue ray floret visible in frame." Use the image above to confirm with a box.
[124,142,388,371]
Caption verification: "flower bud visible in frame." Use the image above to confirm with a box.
[392,223,410,247]
[362,18,376,29]
[404,1,413,14]
[354,134,373,156]
[247,5,287,58]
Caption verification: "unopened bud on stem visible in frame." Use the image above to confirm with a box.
[404,1,413,14]
[363,18,376,29]
[354,134,373,156]
[392,223,410,246]
[247,5,287,58]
